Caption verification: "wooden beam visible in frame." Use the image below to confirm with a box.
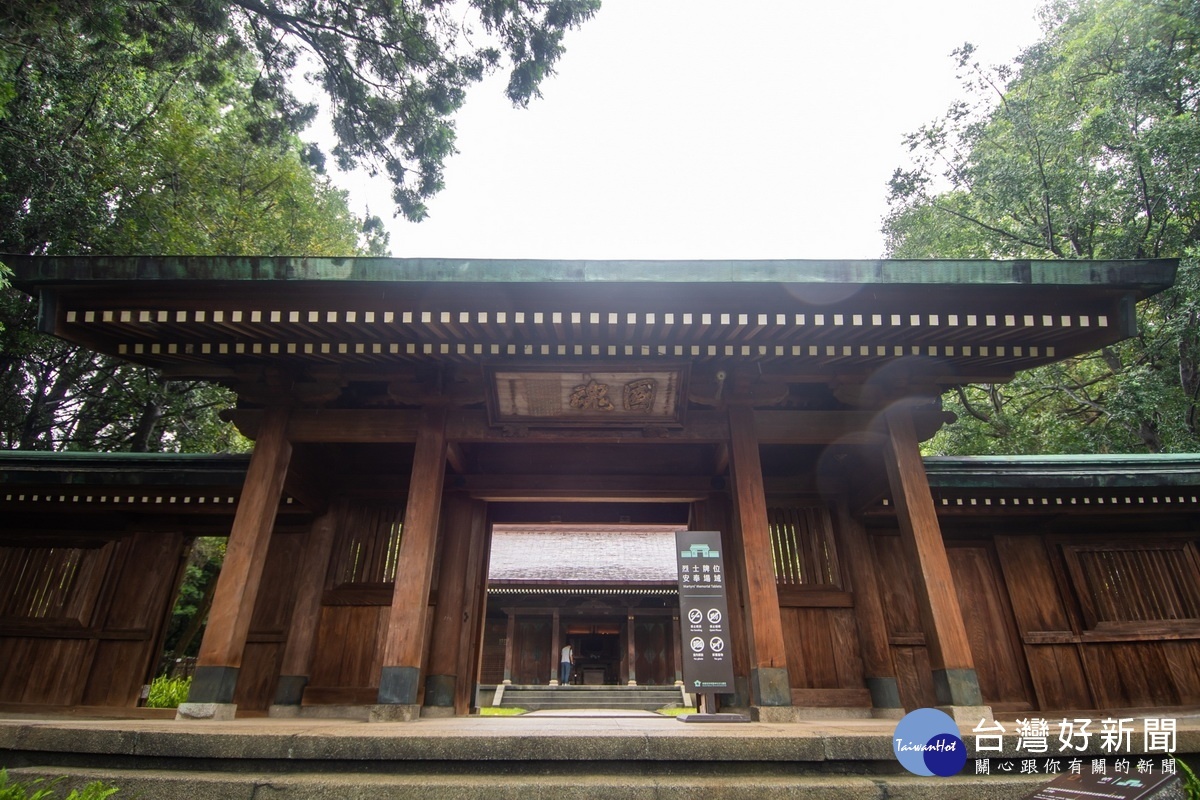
[224,407,888,445]
[375,405,449,715]
[726,404,792,707]
[458,474,713,502]
[187,407,292,709]
[883,407,982,707]
[752,410,883,445]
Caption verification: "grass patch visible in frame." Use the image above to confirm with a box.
[478,707,528,716]
[0,768,119,799]
[145,675,191,709]
[655,706,697,717]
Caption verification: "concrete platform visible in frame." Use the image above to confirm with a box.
[0,712,1197,799]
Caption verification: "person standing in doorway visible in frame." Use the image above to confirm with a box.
[559,642,574,685]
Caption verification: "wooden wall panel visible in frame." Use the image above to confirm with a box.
[781,607,865,690]
[947,544,1033,711]
[1082,642,1190,709]
[871,532,937,708]
[1023,645,1093,711]
[993,536,1073,632]
[0,531,188,708]
[223,531,307,710]
[893,645,936,710]
[1163,641,1200,706]
[235,642,284,711]
[479,619,507,685]
[103,533,184,631]
[780,604,868,706]
[993,534,1093,710]
[308,605,387,690]
[82,640,147,706]
[872,535,924,638]
[17,639,92,704]
[249,533,305,634]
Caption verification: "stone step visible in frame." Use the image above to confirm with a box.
[498,686,683,711]
[4,765,1048,800]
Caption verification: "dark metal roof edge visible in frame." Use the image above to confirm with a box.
[924,454,1200,489]
[0,451,252,485]
[0,451,249,469]
[3,255,1179,292]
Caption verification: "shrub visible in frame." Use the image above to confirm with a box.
[144,675,191,709]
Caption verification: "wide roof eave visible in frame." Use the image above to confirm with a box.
[3,255,1179,292]
[925,453,1200,489]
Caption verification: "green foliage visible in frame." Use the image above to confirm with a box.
[0,0,594,454]
[161,537,225,663]
[0,0,599,223]
[1179,758,1200,799]
[888,0,1200,454]
[0,0,399,453]
[144,675,192,709]
[0,770,118,800]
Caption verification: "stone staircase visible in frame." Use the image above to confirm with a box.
[494,684,686,712]
[2,714,1194,800]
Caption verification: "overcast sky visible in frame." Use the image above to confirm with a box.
[322,1,1047,261]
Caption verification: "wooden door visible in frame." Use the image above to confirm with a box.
[512,617,551,685]
[633,620,672,685]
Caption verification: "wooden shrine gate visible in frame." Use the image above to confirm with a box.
[2,254,1192,722]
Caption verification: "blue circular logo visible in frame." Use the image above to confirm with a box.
[892,708,967,777]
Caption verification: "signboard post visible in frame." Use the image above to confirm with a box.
[674,530,748,722]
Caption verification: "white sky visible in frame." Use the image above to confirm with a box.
[322,0,1047,260]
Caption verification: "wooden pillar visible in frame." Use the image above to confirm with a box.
[423,494,475,713]
[833,495,902,715]
[502,611,516,685]
[180,407,292,719]
[454,500,491,714]
[550,610,562,685]
[726,404,792,709]
[270,506,339,713]
[671,614,683,684]
[372,405,449,721]
[883,406,983,710]
[626,612,637,686]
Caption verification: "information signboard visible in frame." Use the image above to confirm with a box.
[1022,770,1183,800]
[674,530,736,694]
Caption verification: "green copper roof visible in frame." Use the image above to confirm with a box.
[924,454,1200,489]
[3,255,1179,290]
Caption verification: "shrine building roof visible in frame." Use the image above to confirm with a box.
[3,256,1179,392]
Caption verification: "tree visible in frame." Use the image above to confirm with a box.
[885,0,1200,454]
[0,10,389,451]
[2,0,599,223]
